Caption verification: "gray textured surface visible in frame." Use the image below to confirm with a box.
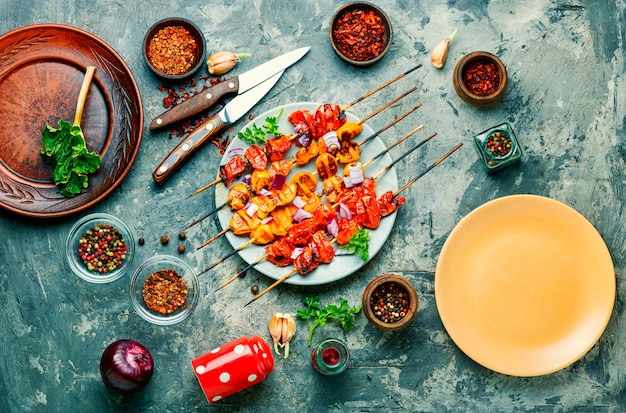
[0,0,624,411]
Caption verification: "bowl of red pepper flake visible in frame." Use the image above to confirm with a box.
[329,2,392,66]
[362,274,418,331]
[130,255,199,325]
[66,213,135,284]
[143,18,206,81]
[453,51,508,106]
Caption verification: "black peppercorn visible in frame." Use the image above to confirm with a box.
[177,244,185,254]
[251,285,259,294]
[178,232,186,240]
[138,237,145,245]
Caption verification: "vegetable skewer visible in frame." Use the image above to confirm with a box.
[244,142,464,307]
[200,128,432,277]
[186,87,417,199]
[196,124,428,253]
[184,102,423,232]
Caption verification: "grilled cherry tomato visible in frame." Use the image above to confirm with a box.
[336,218,361,245]
[219,156,247,187]
[229,209,261,235]
[250,170,271,194]
[266,237,296,267]
[295,140,319,166]
[313,103,345,138]
[356,194,381,229]
[337,140,361,164]
[250,224,275,245]
[378,191,406,217]
[244,144,268,170]
[288,220,314,246]
[336,122,363,142]
[312,203,337,232]
[311,230,335,264]
[294,246,319,275]
[288,109,315,144]
[322,175,345,204]
[265,135,293,161]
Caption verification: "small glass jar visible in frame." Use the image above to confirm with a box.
[310,338,349,375]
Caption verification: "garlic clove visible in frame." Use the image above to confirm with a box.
[268,313,296,358]
[206,51,251,76]
[431,29,458,69]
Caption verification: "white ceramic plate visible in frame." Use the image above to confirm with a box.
[214,102,398,285]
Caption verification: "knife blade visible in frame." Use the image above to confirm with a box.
[152,71,284,185]
[149,47,310,132]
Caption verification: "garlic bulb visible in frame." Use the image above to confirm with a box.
[431,29,458,69]
[206,51,251,75]
[268,313,296,358]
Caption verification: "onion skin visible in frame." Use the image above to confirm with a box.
[100,339,154,394]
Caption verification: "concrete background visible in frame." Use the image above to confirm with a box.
[1,0,624,411]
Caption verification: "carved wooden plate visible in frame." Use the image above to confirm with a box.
[0,24,143,218]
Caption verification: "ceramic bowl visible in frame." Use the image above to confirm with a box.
[329,2,392,66]
[452,51,508,106]
[66,213,135,284]
[362,274,418,331]
[130,255,199,325]
[143,17,206,81]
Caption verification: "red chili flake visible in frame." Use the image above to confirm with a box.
[332,9,386,62]
[462,60,501,97]
[147,25,198,76]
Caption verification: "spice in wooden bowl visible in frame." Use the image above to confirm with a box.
[362,274,418,331]
[329,2,392,66]
[453,51,508,106]
[144,18,206,81]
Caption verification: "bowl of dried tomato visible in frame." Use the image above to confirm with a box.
[329,2,392,66]
[362,274,418,331]
[453,51,508,106]
[143,17,206,81]
[130,255,199,325]
[66,213,135,284]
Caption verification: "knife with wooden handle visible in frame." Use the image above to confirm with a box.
[149,47,310,132]
[152,71,284,185]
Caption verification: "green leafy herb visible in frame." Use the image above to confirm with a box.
[296,295,362,346]
[40,119,101,198]
[339,228,370,262]
[237,107,284,145]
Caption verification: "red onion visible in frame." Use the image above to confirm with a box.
[293,208,312,223]
[271,174,287,190]
[100,339,154,394]
[227,147,245,157]
[323,131,339,150]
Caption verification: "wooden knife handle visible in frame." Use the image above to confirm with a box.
[152,114,227,185]
[149,77,239,132]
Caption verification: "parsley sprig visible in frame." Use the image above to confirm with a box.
[296,295,362,346]
[237,107,284,145]
[339,228,370,262]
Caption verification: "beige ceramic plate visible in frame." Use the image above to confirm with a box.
[435,195,615,376]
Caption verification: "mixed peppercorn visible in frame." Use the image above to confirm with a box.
[77,224,127,273]
[369,282,410,323]
[485,131,513,158]
[142,269,188,315]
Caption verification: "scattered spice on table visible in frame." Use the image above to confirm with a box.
[462,59,501,96]
[332,8,386,62]
[77,224,127,273]
[147,25,198,76]
[177,244,186,254]
[178,232,186,240]
[485,131,513,157]
[156,76,233,152]
[142,269,188,315]
[160,235,169,245]
[369,282,410,323]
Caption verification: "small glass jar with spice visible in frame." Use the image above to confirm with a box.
[310,338,349,375]
[473,122,522,173]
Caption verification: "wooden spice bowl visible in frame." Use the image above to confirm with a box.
[143,17,206,81]
[329,2,393,67]
[362,274,418,331]
[452,51,508,106]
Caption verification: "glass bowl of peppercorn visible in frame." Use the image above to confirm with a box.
[362,273,418,331]
[452,51,508,106]
[329,2,393,67]
[66,213,135,284]
[143,17,207,81]
[473,122,522,172]
[129,255,199,325]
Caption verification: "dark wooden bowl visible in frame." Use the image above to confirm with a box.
[362,274,418,331]
[453,51,508,106]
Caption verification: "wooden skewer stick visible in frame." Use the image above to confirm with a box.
[356,87,416,125]
[371,132,437,181]
[215,254,268,291]
[198,238,256,276]
[340,63,422,111]
[184,103,424,232]
[196,228,229,250]
[244,142,464,307]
